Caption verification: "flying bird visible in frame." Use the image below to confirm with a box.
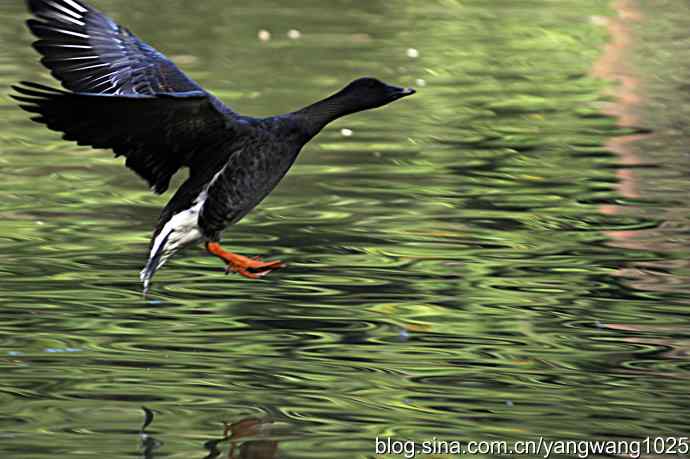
[11,0,415,293]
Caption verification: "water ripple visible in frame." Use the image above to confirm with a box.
[2,0,690,457]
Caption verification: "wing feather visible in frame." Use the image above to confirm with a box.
[11,82,235,194]
[16,0,242,193]
[26,0,208,96]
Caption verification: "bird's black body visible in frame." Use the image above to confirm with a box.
[12,0,415,291]
[183,116,309,240]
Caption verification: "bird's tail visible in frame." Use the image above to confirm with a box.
[140,231,173,295]
[139,203,204,294]
[140,261,157,296]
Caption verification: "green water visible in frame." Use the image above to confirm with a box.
[1,0,689,457]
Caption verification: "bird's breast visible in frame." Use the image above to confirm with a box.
[199,142,303,236]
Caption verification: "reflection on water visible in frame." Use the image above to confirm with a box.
[1,0,690,458]
[138,407,279,459]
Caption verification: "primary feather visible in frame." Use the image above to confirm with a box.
[12,81,231,193]
[26,0,203,95]
[19,0,242,193]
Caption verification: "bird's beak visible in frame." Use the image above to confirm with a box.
[388,85,416,100]
[399,87,416,97]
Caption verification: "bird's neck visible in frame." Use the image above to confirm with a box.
[292,91,357,139]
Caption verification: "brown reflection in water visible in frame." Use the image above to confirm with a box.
[591,1,681,296]
[222,418,279,459]
[591,1,690,300]
[139,408,279,459]
[592,0,647,218]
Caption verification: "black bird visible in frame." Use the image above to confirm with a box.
[11,0,415,292]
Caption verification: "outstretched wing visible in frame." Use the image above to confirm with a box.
[16,0,241,193]
[12,82,234,194]
[26,0,202,95]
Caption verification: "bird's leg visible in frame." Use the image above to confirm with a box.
[206,242,286,279]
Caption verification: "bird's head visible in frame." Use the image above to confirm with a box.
[337,77,416,112]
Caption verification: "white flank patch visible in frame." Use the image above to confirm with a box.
[145,196,206,274]
[140,163,230,289]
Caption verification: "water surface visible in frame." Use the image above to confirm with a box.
[1,0,689,458]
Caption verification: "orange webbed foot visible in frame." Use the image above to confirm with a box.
[225,257,286,279]
[207,242,286,279]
